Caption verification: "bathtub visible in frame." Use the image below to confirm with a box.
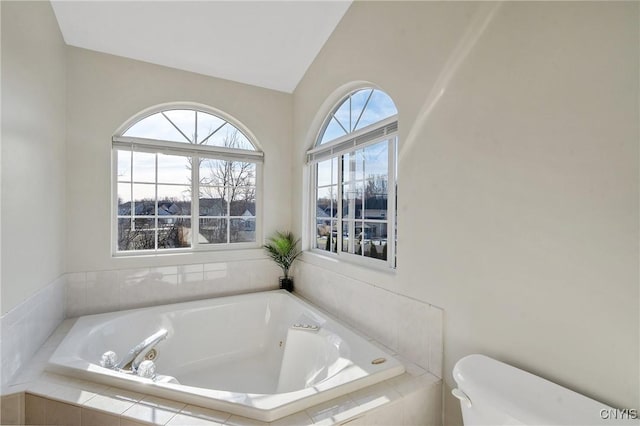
[48,290,404,421]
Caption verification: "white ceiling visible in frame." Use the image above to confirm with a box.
[50,1,351,93]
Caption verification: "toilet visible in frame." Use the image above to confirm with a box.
[452,354,638,425]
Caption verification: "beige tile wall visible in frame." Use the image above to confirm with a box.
[0,392,25,425]
[295,260,444,379]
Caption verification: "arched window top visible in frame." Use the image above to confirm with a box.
[317,88,397,146]
[120,108,257,151]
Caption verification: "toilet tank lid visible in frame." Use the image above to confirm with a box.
[452,354,635,426]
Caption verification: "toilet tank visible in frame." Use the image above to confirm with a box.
[452,354,638,426]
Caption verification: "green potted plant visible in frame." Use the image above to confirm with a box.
[263,231,302,292]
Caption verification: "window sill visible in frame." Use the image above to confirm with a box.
[111,246,267,264]
[113,243,261,257]
[300,250,397,287]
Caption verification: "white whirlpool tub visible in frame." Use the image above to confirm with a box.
[48,290,404,421]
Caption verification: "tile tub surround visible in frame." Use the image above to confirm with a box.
[294,261,444,379]
[0,392,25,425]
[66,259,281,317]
[1,315,441,425]
[1,259,278,389]
[0,275,66,389]
[17,370,440,426]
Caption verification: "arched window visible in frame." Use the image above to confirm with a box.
[307,88,398,268]
[112,106,262,254]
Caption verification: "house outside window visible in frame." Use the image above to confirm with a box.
[112,105,262,255]
[307,88,398,268]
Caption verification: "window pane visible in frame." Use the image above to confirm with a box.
[200,159,224,186]
[350,89,373,130]
[117,218,132,251]
[341,220,359,254]
[231,131,254,151]
[230,189,256,216]
[333,97,352,133]
[364,177,388,220]
[200,159,256,188]
[163,110,195,143]
[117,149,131,182]
[133,184,155,215]
[205,125,254,150]
[315,219,336,252]
[317,185,337,218]
[342,151,364,183]
[354,89,398,131]
[356,150,365,180]
[124,112,189,143]
[329,220,337,253]
[158,218,191,249]
[119,218,155,251]
[364,141,388,178]
[354,222,367,256]
[157,154,191,184]
[342,182,363,219]
[317,159,332,187]
[319,116,347,144]
[230,218,255,243]
[158,185,191,215]
[199,185,225,200]
[197,112,226,144]
[380,241,389,261]
[117,183,131,215]
[199,218,227,244]
[230,162,256,186]
[364,222,387,259]
[199,191,227,216]
[132,152,155,183]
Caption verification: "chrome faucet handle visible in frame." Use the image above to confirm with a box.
[137,360,157,379]
[100,351,118,369]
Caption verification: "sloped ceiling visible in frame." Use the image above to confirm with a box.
[51,1,351,93]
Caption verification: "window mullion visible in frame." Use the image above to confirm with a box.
[388,137,397,268]
[348,152,356,254]
[154,153,158,251]
[129,149,134,250]
[192,155,200,250]
[226,185,231,244]
[311,163,318,251]
[348,95,352,132]
[337,157,343,253]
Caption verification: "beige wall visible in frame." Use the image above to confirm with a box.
[65,47,292,272]
[292,2,639,423]
[1,1,67,314]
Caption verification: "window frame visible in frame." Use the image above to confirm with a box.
[111,106,263,257]
[308,114,398,270]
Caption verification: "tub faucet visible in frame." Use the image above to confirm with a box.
[116,328,168,372]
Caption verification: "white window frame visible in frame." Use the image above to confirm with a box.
[308,115,398,269]
[111,107,263,257]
